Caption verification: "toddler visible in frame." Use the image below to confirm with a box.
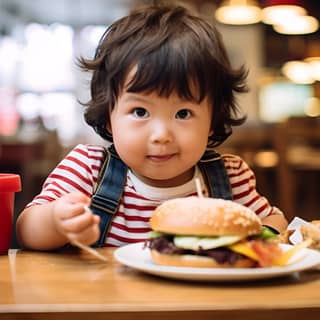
[16,3,288,250]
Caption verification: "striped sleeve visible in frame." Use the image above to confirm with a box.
[223,154,281,219]
[27,144,105,207]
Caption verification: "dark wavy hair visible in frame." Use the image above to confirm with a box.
[79,3,248,147]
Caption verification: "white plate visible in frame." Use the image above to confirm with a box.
[114,242,320,281]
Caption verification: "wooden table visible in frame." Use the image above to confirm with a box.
[1,247,320,320]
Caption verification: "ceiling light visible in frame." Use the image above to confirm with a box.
[273,15,319,34]
[215,0,262,25]
[262,4,306,25]
[304,57,320,81]
[282,61,315,84]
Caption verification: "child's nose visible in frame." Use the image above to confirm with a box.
[150,122,173,144]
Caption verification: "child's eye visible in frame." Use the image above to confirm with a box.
[132,108,149,118]
[176,109,192,119]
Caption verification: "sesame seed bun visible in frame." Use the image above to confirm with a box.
[150,249,256,268]
[150,197,262,238]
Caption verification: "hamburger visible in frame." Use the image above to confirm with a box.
[146,197,283,268]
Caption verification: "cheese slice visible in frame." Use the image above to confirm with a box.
[228,242,260,261]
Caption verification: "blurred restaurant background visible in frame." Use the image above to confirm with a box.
[0,0,320,227]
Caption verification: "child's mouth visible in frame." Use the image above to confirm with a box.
[147,154,175,162]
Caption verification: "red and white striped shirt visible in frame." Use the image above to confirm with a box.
[28,144,281,247]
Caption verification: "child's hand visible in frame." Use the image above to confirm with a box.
[51,192,100,246]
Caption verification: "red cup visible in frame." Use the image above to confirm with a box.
[0,174,21,255]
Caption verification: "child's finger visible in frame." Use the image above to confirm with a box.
[61,208,95,233]
[92,214,100,224]
[67,222,100,246]
[66,192,91,204]
[56,203,87,220]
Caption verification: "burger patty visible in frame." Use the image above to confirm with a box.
[146,236,253,265]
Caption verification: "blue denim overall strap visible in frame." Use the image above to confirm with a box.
[89,144,127,247]
[198,150,233,200]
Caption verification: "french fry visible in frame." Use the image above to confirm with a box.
[71,239,108,262]
[272,239,312,266]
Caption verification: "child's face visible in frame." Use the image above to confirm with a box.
[109,88,213,188]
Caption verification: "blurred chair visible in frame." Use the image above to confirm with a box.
[0,139,43,210]
[0,130,63,211]
[25,130,64,199]
[216,122,279,204]
[273,117,320,221]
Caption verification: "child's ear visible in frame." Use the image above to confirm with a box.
[209,129,214,136]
